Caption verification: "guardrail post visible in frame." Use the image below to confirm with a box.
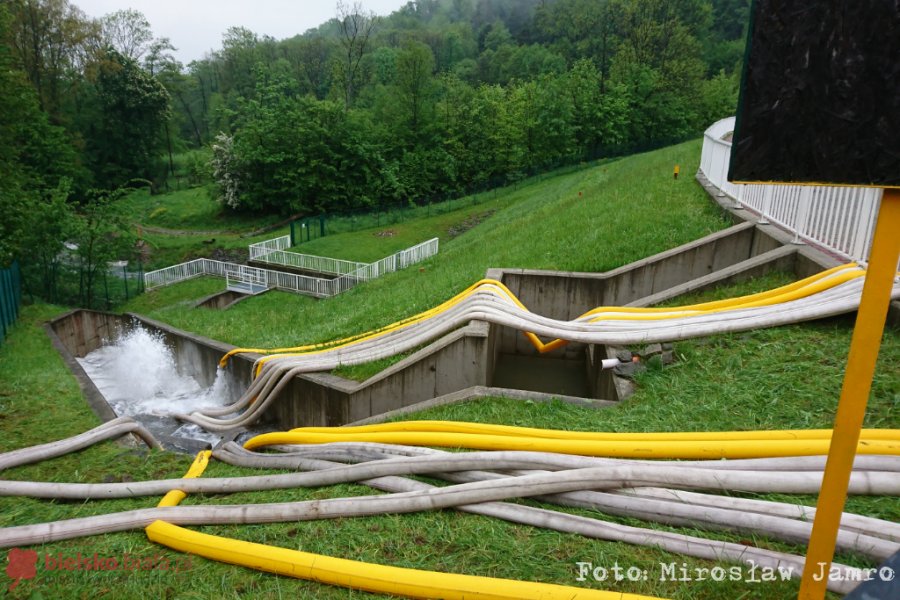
[792,187,812,244]
[731,182,743,209]
[717,148,729,197]
[758,186,772,224]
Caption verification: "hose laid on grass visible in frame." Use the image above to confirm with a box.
[0,416,160,471]
[3,449,900,500]
[613,487,900,541]
[180,266,900,431]
[214,443,899,560]
[223,442,900,537]
[245,428,900,460]
[5,458,900,554]
[255,442,900,472]
[232,442,900,542]
[0,427,888,597]
[234,442,900,541]
[289,419,900,441]
[207,444,872,595]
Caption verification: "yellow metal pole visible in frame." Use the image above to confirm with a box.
[798,188,900,599]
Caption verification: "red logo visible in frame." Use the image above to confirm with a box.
[6,548,38,591]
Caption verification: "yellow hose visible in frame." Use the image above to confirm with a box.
[147,521,654,599]
[145,453,663,599]
[287,420,900,441]
[243,429,900,459]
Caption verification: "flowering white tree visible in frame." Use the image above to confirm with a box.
[210,132,241,209]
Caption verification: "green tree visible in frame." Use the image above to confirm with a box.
[0,3,79,267]
[216,83,385,215]
[533,0,618,77]
[71,189,135,309]
[100,8,152,61]
[81,49,171,189]
[17,184,74,304]
[6,0,100,119]
[564,59,629,154]
[510,74,575,171]
[609,0,711,144]
[335,1,378,109]
[394,40,436,142]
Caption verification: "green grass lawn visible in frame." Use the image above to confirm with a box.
[3,139,896,599]
[139,226,292,271]
[119,186,299,270]
[290,202,508,263]
[122,187,283,233]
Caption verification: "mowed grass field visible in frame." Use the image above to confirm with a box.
[1,139,897,599]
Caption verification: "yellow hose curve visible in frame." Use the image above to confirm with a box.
[147,521,653,600]
[145,452,662,599]
[244,429,900,459]
[286,420,900,441]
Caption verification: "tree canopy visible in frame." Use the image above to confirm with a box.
[2,0,747,221]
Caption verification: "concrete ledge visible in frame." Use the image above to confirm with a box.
[195,289,254,310]
[628,245,799,308]
[44,312,153,449]
[44,317,118,423]
[247,259,338,280]
[347,385,617,426]
[48,307,500,430]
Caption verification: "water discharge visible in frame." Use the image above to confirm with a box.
[77,325,239,447]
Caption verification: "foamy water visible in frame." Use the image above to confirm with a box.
[76,326,237,443]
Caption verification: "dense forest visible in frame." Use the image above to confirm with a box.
[1,0,749,272]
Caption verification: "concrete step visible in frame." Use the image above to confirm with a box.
[626,244,798,308]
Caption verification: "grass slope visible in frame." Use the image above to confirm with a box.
[123,187,282,232]
[291,203,509,263]
[4,139,896,598]
[125,140,730,349]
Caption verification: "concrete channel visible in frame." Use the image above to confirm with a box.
[47,187,849,449]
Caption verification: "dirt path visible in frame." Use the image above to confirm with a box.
[136,212,305,238]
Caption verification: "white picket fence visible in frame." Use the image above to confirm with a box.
[145,237,440,298]
[700,117,885,266]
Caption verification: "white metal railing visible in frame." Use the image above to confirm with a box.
[700,117,885,265]
[143,258,227,289]
[329,237,440,295]
[248,235,290,260]
[251,235,366,276]
[225,263,268,294]
[144,237,440,298]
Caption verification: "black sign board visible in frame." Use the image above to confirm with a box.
[729,0,900,188]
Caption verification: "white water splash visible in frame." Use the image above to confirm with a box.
[77,326,235,420]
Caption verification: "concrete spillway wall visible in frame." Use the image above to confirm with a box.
[47,309,495,430]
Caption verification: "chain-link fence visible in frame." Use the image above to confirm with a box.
[0,261,22,346]
[20,259,145,312]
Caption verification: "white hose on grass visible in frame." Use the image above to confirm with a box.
[181,274,900,431]
[0,416,160,471]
